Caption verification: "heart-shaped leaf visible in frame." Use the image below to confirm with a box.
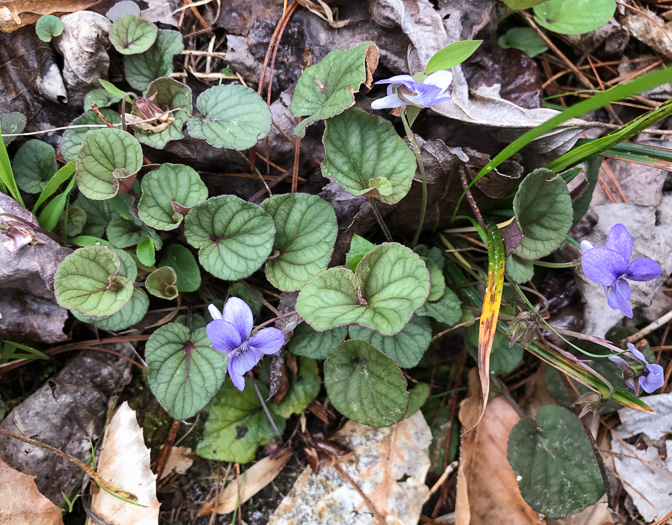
[348,315,432,368]
[296,243,430,336]
[35,14,64,42]
[416,287,462,325]
[55,246,133,317]
[62,109,121,162]
[107,215,162,250]
[138,163,207,230]
[1,112,26,146]
[76,128,142,200]
[322,108,416,204]
[146,323,228,420]
[184,195,276,281]
[498,27,549,58]
[423,257,445,302]
[324,339,408,427]
[272,357,321,418]
[83,88,122,110]
[196,378,286,463]
[136,236,155,267]
[125,30,184,91]
[260,193,337,292]
[505,254,534,284]
[132,78,192,148]
[72,287,149,331]
[288,323,347,360]
[290,42,379,137]
[513,168,573,260]
[533,0,615,35]
[109,15,158,55]
[146,266,179,300]
[187,85,272,150]
[159,244,201,293]
[12,139,56,194]
[74,194,114,237]
[508,405,604,518]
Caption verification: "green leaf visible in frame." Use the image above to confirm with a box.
[55,246,134,317]
[324,339,408,427]
[572,156,601,224]
[296,243,430,336]
[322,108,416,204]
[65,206,87,237]
[75,128,142,200]
[423,257,445,302]
[136,236,155,267]
[261,193,337,292]
[187,85,271,150]
[273,357,321,418]
[406,382,430,418]
[125,30,184,91]
[288,323,346,360]
[175,313,206,331]
[345,234,375,271]
[133,78,191,148]
[291,42,378,137]
[184,195,276,281]
[109,15,158,55]
[415,245,445,270]
[505,254,534,284]
[425,40,482,74]
[107,215,162,250]
[83,88,122,111]
[533,0,615,35]
[36,14,64,42]
[12,139,57,194]
[0,121,24,206]
[507,405,604,518]
[33,162,75,214]
[62,109,121,162]
[138,163,207,230]
[159,244,201,293]
[498,27,549,58]
[513,168,573,260]
[109,247,138,281]
[504,0,549,9]
[416,287,462,325]
[196,378,286,463]
[73,194,114,237]
[146,266,178,300]
[1,112,27,146]
[146,324,228,420]
[466,325,524,375]
[38,176,76,231]
[348,315,432,368]
[226,283,262,316]
[72,287,148,331]
[98,79,130,102]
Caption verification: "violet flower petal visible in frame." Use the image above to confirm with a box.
[607,278,633,318]
[581,247,629,286]
[606,223,633,262]
[208,304,223,320]
[608,354,629,371]
[228,346,264,391]
[408,83,444,107]
[206,320,243,354]
[222,297,253,341]
[370,93,406,110]
[626,343,647,364]
[248,327,285,356]
[424,69,453,92]
[625,257,663,282]
[374,74,416,86]
[640,363,664,393]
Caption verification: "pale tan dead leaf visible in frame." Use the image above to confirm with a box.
[456,369,545,525]
[547,495,614,525]
[268,411,432,525]
[0,457,64,525]
[159,446,194,481]
[0,1,102,32]
[198,448,293,516]
[90,402,160,525]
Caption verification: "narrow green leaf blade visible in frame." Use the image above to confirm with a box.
[425,40,482,74]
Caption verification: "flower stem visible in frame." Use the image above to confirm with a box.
[248,372,283,441]
[531,259,580,269]
[367,197,393,242]
[399,107,427,248]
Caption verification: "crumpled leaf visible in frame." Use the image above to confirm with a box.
[0,457,64,524]
[90,402,161,524]
[269,411,432,525]
[0,0,101,32]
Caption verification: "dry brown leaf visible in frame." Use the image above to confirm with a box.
[0,1,102,32]
[198,448,293,516]
[268,411,432,525]
[456,369,545,525]
[159,446,194,481]
[0,457,64,524]
[90,402,160,525]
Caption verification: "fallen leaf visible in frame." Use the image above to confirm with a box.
[198,448,293,516]
[456,369,545,525]
[159,446,194,481]
[268,411,432,525]
[0,1,102,33]
[90,402,160,525]
[0,457,64,524]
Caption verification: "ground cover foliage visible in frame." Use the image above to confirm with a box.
[1,0,672,523]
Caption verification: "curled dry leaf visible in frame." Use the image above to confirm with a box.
[198,448,293,516]
[0,0,102,33]
[158,446,193,481]
[0,457,64,524]
[456,369,545,525]
[90,402,160,525]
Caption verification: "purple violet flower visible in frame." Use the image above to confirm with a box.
[206,297,285,391]
[580,224,662,318]
[608,343,664,394]
[370,70,453,110]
